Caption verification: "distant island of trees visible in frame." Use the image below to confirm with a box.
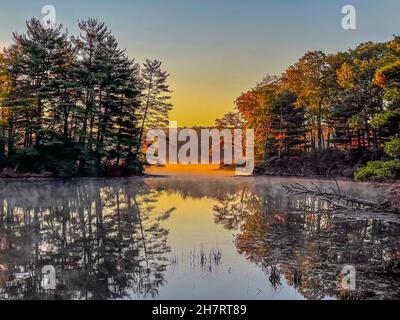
[0,18,172,178]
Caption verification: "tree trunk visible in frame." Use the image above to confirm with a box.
[135,77,153,156]
[317,102,323,150]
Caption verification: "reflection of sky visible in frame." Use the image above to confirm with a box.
[1,0,400,125]
[134,177,389,300]
[139,190,305,300]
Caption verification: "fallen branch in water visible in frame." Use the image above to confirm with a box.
[283,182,397,213]
[285,209,400,223]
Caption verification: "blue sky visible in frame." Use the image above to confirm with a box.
[1,0,400,125]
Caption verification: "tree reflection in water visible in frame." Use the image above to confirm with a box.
[0,179,172,300]
[0,177,399,300]
[214,183,400,300]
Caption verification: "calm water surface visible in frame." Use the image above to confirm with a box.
[0,176,399,300]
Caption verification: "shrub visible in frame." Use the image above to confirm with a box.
[14,148,41,172]
[384,137,400,158]
[125,159,143,176]
[370,110,400,130]
[43,156,79,177]
[355,160,400,182]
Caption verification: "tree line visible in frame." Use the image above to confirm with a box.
[227,37,400,181]
[0,18,172,177]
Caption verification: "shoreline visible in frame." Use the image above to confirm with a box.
[0,172,399,186]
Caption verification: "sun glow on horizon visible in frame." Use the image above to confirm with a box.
[146,164,236,176]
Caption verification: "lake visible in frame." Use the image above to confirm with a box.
[0,176,399,300]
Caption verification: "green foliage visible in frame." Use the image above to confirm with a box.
[375,61,400,102]
[0,17,171,177]
[383,86,400,102]
[38,138,80,177]
[47,159,79,177]
[370,109,400,139]
[355,160,400,182]
[384,137,400,158]
[370,110,400,128]
[78,153,99,177]
[348,114,364,129]
[15,148,41,172]
[267,91,306,156]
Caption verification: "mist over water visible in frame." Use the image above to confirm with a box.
[0,177,399,300]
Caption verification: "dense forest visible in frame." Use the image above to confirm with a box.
[0,18,172,177]
[218,36,400,181]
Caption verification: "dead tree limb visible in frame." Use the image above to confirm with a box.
[283,183,396,213]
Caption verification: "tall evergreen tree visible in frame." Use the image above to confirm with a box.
[94,34,141,173]
[136,59,172,155]
[0,17,168,177]
[74,19,110,142]
[6,19,69,147]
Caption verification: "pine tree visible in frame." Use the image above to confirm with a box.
[74,19,110,146]
[136,59,172,155]
[0,18,169,176]
[94,34,141,173]
[73,19,111,174]
[7,19,69,147]
[42,30,79,140]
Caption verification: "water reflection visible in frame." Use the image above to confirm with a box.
[0,180,172,299]
[148,177,400,300]
[0,177,399,300]
[223,189,400,299]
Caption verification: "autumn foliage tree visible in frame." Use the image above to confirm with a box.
[234,36,400,181]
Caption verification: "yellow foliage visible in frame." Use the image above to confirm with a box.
[337,63,355,89]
